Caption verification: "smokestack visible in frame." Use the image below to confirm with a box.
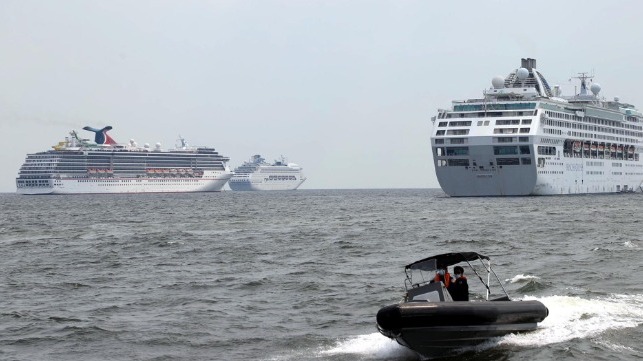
[528,58,537,70]
[520,58,537,70]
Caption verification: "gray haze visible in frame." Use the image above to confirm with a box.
[2,0,642,192]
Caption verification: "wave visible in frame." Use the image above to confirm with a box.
[505,274,550,293]
[623,241,640,249]
[505,274,540,284]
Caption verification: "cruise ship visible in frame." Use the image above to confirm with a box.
[16,126,233,194]
[431,58,643,196]
[228,155,306,191]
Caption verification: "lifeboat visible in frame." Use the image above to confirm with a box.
[377,252,548,359]
[573,141,581,152]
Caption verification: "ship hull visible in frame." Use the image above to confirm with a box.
[228,178,305,191]
[17,174,232,195]
[435,144,643,196]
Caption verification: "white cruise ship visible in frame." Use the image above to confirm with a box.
[228,155,306,191]
[16,126,233,194]
[431,58,643,196]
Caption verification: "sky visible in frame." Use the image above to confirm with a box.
[2,0,643,192]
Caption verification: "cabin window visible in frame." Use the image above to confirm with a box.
[447,159,470,166]
[496,137,514,143]
[494,128,518,134]
[537,146,556,155]
[446,147,469,156]
[494,146,518,155]
[496,158,520,166]
[447,129,470,135]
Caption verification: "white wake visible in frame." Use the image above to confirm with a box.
[315,293,643,359]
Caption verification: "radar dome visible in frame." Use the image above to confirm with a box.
[590,83,601,96]
[492,76,505,89]
[516,67,529,80]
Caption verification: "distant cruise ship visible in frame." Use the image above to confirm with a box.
[431,58,643,196]
[16,126,232,194]
[228,155,306,191]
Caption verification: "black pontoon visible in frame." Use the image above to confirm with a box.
[376,252,548,358]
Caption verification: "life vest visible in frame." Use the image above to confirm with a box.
[433,272,451,288]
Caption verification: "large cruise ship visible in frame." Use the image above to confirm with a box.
[228,155,306,191]
[431,58,643,196]
[16,126,233,194]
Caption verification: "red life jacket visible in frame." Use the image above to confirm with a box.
[433,272,451,288]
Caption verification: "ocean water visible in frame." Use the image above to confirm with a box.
[0,189,642,361]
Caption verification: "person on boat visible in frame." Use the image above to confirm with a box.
[432,265,452,288]
[448,266,469,301]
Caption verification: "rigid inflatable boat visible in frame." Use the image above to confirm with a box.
[376,252,548,358]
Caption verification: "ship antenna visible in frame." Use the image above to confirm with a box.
[571,71,594,96]
[177,135,188,149]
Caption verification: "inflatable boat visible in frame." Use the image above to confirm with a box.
[376,252,548,358]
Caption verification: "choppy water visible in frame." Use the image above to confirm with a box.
[0,189,642,361]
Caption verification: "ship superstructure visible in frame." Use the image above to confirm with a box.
[431,58,643,196]
[228,154,306,191]
[16,126,232,194]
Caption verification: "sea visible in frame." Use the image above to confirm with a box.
[0,189,642,361]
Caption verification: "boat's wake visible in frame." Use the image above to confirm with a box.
[501,294,643,346]
[312,293,643,360]
[320,333,417,360]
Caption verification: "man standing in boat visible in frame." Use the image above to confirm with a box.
[448,266,469,301]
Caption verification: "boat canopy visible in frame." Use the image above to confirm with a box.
[405,252,490,271]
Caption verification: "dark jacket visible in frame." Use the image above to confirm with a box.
[448,276,469,301]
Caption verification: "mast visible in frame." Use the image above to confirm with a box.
[570,72,593,96]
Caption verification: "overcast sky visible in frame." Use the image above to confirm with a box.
[2,0,642,192]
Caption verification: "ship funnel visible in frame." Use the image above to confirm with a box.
[520,58,537,71]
